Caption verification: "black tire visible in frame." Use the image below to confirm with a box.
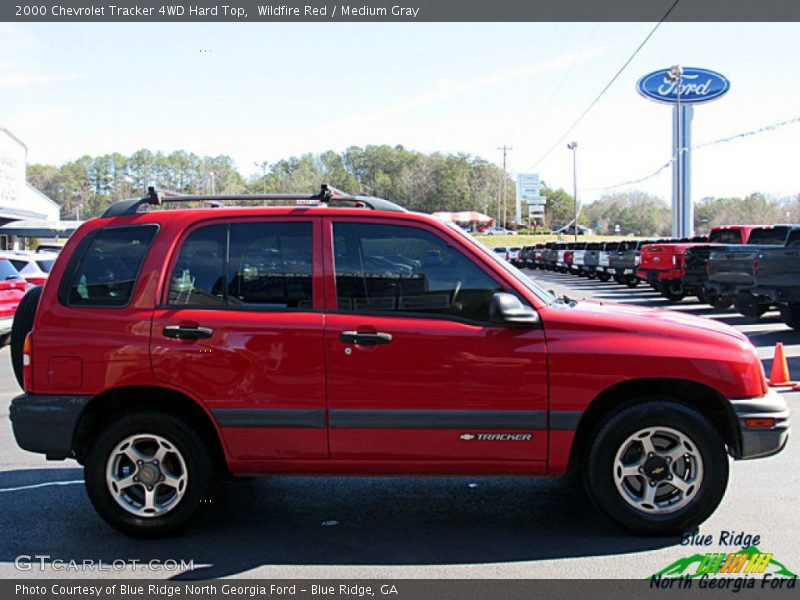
[733,294,770,319]
[625,276,640,288]
[598,273,611,282]
[84,409,217,537]
[10,285,43,389]
[657,281,685,303]
[583,399,729,536]
[779,303,800,330]
[695,287,709,304]
[704,288,732,310]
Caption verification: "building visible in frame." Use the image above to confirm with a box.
[0,127,66,248]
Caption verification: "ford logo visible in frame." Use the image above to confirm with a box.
[637,67,730,105]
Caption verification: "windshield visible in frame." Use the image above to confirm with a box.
[444,223,555,305]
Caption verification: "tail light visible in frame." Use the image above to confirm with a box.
[22,333,33,391]
[753,258,759,276]
[26,276,47,287]
[0,279,26,292]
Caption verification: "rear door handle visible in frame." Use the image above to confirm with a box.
[340,331,393,346]
[163,325,214,340]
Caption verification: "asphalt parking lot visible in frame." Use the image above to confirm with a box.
[0,270,797,580]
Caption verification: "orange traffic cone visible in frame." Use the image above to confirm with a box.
[768,343,795,386]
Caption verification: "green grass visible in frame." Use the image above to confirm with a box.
[474,234,636,248]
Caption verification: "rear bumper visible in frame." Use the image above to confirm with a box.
[0,316,13,336]
[9,393,91,460]
[637,268,682,283]
[729,389,791,460]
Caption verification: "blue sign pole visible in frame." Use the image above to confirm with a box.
[672,104,694,237]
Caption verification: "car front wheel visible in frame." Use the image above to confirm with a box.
[583,400,728,535]
[84,410,217,537]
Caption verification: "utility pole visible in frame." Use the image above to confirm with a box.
[255,161,269,194]
[567,142,578,242]
[497,145,512,228]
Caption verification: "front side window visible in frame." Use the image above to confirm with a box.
[333,222,503,322]
[67,225,157,306]
[167,221,314,309]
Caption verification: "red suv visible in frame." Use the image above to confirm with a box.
[9,186,790,537]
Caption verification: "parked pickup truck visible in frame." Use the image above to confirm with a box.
[745,228,800,327]
[637,228,754,302]
[595,242,618,282]
[581,242,601,279]
[706,225,800,318]
[609,240,657,288]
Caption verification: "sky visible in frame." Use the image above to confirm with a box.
[1,21,799,206]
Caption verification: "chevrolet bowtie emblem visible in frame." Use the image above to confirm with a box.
[460,433,475,441]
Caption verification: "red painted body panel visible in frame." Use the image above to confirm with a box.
[26,207,770,478]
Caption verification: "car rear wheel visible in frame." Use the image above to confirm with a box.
[733,294,770,319]
[659,281,686,302]
[583,400,728,535]
[779,303,800,330]
[625,276,639,288]
[84,410,217,537]
[703,288,732,310]
[10,285,43,388]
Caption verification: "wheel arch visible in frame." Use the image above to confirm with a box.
[72,385,229,475]
[567,378,740,473]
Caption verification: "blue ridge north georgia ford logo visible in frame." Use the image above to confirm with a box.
[637,67,730,105]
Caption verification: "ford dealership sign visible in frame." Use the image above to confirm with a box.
[637,67,730,105]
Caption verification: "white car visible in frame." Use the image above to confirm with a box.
[0,251,58,287]
[483,226,517,236]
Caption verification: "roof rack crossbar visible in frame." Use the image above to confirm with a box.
[101,184,406,217]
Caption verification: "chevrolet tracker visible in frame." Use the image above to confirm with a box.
[8,186,790,537]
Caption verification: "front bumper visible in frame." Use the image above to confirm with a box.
[729,389,791,460]
[9,393,91,460]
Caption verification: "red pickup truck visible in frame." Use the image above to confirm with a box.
[8,187,789,537]
[637,226,760,302]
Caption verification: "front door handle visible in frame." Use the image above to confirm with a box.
[340,331,393,346]
[163,325,214,340]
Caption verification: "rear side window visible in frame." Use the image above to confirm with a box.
[167,221,314,310]
[36,260,55,272]
[65,225,158,307]
[0,259,21,280]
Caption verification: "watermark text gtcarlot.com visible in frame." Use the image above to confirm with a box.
[14,555,194,572]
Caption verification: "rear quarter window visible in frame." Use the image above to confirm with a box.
[60,225,158,307]
[0,259,21,280]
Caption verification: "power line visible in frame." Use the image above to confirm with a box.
[526,0,681,171]
[582,113,800,192]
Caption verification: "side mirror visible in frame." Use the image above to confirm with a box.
[489,293,540,327]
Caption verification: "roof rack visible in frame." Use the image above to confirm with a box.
[101,184,407,218]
